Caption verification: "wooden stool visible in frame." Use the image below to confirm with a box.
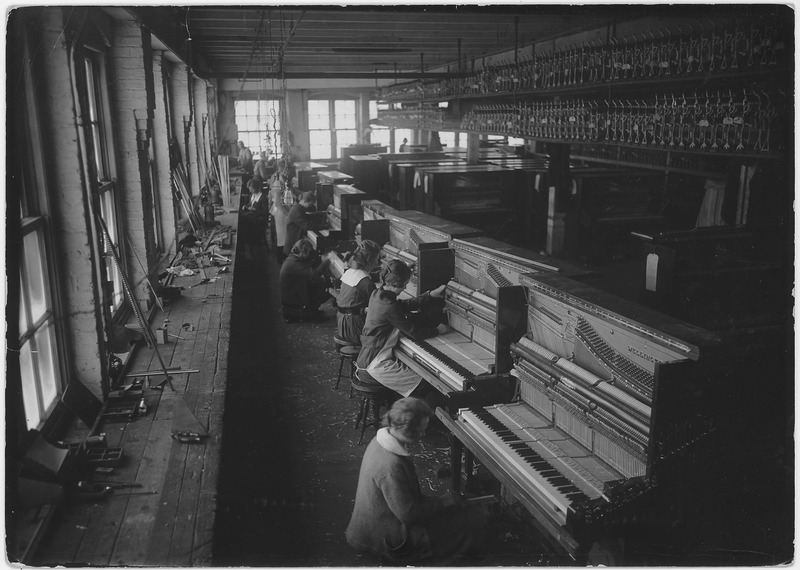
[351,370,398,445]
[335,345,360,394]
[333,335,360,397]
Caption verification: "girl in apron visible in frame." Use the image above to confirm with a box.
[356,260,448,397]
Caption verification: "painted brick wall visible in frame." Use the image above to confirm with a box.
[108,18,150,300]
[38,9,105,396]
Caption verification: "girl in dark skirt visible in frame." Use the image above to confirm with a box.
[335,240,382,344]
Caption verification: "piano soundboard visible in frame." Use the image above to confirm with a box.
[441,271,721,556]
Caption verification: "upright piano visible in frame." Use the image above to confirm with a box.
[412,165,524,233]
[388,159,464,209]
[307,183,367,252]
[347,155,383,194]
[439,271,723,558]
[360,205,483,300]
[294,161,328,194]
[392,236,592,413]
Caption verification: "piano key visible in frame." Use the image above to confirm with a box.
[463,404,618,499]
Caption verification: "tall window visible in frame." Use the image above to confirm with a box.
[16,39,63,430]
[308,99,357,160]
[369,100,391,149]
[84,52,124,314]
[234,99,282,156]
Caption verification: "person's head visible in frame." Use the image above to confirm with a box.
[247,178,261,193]
[402,138,408,144]
[299,191,315,208]
[380,259,412,291]
[260,151,267,160]
[348,240,381,271]
[383,397,433,443]
[237,140,245,149]
[290,238,315,260]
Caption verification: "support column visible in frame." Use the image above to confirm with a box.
[545,143,571,257]
[466,132,481,164]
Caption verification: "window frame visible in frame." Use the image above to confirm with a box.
[13,29,68,430]
[82,48,126,315]
[234,98,283,157]
[307,98,358,160]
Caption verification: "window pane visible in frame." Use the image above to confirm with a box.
[308,100,330,130]
[19,341,41,430]
[369,101,378,120]
[334,100,356,128]
[394,128,413,152]
[336,129,357,156]
[508,136,525,145]
[372,126,391,148]
[35,323,59,411]
[22,231,47,325]
[309,130,332,160]
[18,273,28,333]
[439,131,456,148]
[100,190,124,310]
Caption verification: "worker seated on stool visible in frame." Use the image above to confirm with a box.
[239,178,270,257]
[336,240,382,345]
[355,259,448,404]
[280,238,331,322]
[346,397,488,565]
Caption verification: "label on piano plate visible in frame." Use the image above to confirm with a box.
[645,253,659,291]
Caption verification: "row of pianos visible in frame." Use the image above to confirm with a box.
[313,196,745,562]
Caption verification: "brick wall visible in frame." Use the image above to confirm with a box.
[37,8,106,396]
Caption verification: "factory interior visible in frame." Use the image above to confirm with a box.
[6,5,794,567]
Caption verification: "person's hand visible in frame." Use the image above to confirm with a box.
[430,284,447,298]
[435,323,450,336]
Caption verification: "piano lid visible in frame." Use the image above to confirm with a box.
[386,210,483,243]
[452,237,591,280]
[520,272,720,362]
[361,199,398,221]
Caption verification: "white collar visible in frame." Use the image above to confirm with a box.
[341,268,370,287]
[376,427,409,456]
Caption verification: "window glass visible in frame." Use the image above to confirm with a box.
[307,100,330,130]
[334,100,356,128]
[18,273,28,334]
[508,137,525,146]
[22,231,47,325]
[36,324,59,409]
[19,342,40,430]
[394,128,414,152]
[309,130,332,160]
[439,131,456,148]
[371,125,391,148]
[369,100,378,120]
[235,99,282,156]
[336,129,358,156]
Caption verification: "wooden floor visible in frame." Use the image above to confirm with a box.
[31,208,237,566]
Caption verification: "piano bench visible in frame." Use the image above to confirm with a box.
[334,344,361,396]
[351,371,398,445]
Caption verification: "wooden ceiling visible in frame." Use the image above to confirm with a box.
[129,6,628,80]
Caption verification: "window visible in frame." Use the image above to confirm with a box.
[307,98,357,160]
[393,128,414,153]
[84,52,125,313]
[369,100,391,149]
[15,37,64,430]
[438,131,457,148]
[234,99,282,156]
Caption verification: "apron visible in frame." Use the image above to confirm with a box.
[365,328,422,397]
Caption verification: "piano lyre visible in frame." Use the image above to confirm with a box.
[439,271,721,558]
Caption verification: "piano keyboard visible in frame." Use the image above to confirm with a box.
[458,403,625,525]
[396,334,478,392]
